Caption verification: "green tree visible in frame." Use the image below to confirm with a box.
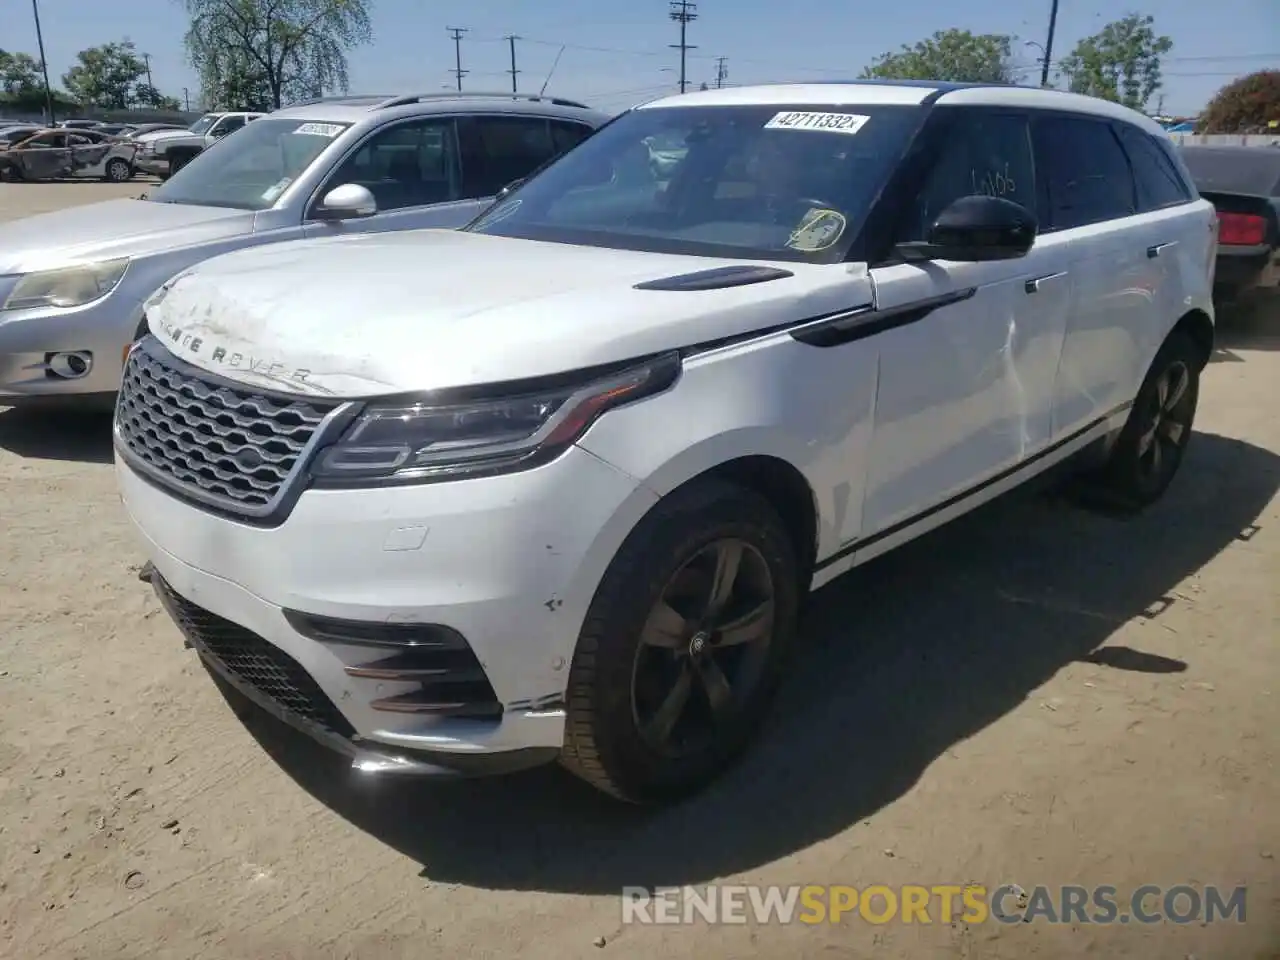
[0,49,44,97]
[182,0,373,110]
[1199,70,1280,133]
[1058,14,1173,111]
[61,40,149,109]
[861,29,1016,84]
[133,83,184,111]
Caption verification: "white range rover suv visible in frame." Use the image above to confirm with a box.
[115,81,1217,804]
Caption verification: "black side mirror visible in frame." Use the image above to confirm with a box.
[896,194,1037,263]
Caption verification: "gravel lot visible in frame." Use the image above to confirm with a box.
[1,181,1277,960]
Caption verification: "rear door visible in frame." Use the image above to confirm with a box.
[68,132,111,176]
[860,108,1072,538]
[1113,123,1207,351]
[456,114,563,201]
[1033,113,1159,439]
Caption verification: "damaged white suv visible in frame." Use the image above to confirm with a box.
[116,82,1216,804]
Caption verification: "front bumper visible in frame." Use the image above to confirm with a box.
[0,295,144,403]
[134,156,169,176]
[116,447,659,774]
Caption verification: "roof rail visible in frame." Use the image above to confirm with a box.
[289,94,396,107]
[374,91,592,110]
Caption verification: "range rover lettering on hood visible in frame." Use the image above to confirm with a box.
[153,316,319,392]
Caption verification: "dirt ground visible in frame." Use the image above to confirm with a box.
[0,181,1276,960]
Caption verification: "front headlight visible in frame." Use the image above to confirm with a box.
[2,259,129,311]
[310,353,681,486]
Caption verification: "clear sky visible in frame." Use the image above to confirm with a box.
[15,0,1280,116]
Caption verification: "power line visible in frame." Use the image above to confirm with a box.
[446,26,468,91]
[504,34,520,93]
[668,0,698,94]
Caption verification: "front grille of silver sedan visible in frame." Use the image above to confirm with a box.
[114,338,343,520]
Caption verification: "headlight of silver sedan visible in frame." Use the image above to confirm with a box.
[1,259,130,311]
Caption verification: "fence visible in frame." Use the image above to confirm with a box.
[1169,133,1280,148]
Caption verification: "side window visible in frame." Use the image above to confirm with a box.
[897,112,1036,242]
[550,120,594,155]
[68,135,92,147]
[324,118,460,212]
[1116,125,1193,210]
[458,116,556,199]
[212,115,246,138]
[1033,117,1137,231]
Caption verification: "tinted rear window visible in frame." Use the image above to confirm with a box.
[1179,147,1280,197]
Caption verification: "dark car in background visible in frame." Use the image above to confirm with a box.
[1179,144,1280,305]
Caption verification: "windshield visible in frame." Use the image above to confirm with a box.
[466,103,925,262]
[189,114,218,135]
[151,117,351,210]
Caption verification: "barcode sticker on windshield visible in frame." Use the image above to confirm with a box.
[295,122,343,138]
[764,111,870,135]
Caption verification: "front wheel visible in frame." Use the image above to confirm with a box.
[560,479,800,804]
[1091,330,1201,511]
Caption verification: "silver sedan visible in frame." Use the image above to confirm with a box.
[0,94,607,408]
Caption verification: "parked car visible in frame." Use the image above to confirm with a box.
[57,119,103,130]
[133,111,268,178]
[0,128,139,182]
[124,122,189,139]
[0,92,606,408]
[0,123,41,147]
[1179,144,1280,304]
[116,82,1216,804]
[92,123,137,137]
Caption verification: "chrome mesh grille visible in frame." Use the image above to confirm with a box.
[116,341,340,517]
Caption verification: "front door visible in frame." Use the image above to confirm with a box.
[303,116,488,239]
[859,109,1071,542]
[15,132,71,179]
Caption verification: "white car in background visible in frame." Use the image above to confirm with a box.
[118,81,1216,805]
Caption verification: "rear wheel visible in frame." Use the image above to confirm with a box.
[560,479,800,804]
[104,158,131,182]
[1088,330,1201,511]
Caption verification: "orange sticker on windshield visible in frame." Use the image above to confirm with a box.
[787,208,846,251]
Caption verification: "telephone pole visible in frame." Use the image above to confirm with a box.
[505,34,520,93]
[446,26,469,91]
[142,53,154,89]
[1040,0,1059,88]
[714,56,728,89]
[182,87,190,111]
[668,0,698,94]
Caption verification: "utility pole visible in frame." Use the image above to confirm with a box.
[1040,0,1059,88]
[30,0,56,124]
[714,56,728,89]
[446,26,468,92]
[505,34,520,93]
[142,52,154,89]
[182,87,190,111]
[668,0,698,94]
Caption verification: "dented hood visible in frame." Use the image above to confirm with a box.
[146,229,870,398]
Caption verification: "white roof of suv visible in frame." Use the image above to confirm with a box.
[641,81,1168,136]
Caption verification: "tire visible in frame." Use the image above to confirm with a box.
[559,478,800,804]
[104,158,131,182]
[168,152,194,176]
[1089,330,1201,511]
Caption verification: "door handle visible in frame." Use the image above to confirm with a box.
[1024,272,1067,294]
[1147,242,1176,258]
